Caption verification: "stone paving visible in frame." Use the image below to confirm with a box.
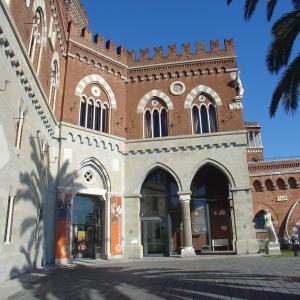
[2,255,300,300]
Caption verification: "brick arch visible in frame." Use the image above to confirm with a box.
[184,85,222,109]
[32,0,47,45]
[75,74,117,109]
[137,90,174,113]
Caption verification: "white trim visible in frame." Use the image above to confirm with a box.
[75,74,117,109]
[137,89,173,113]
[184,85,222,108]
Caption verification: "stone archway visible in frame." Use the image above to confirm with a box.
[190,164,234,253]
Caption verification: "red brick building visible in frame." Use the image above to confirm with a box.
[0,0,299,281]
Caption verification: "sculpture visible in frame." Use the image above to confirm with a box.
[233,71,244,98]
[264,209,279,243]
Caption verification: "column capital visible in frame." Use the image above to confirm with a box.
[177,191,191,202]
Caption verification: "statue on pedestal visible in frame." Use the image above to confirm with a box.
[264,209,281,255]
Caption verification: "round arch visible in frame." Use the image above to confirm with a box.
[136,162,182,194]
[188,158,236,190]
[32,0,47,45]
[137,90,174,113]
[184,85,222,109]
[75,74,117,109]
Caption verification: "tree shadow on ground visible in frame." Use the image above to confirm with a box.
[7,258,300,300]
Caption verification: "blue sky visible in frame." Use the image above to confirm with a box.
[81,0,299,159]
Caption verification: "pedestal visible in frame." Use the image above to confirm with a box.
[267,243,281,255]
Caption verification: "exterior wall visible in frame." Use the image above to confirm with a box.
[250,161,300,243]
[123,131,258,257]
[0,0,58,282]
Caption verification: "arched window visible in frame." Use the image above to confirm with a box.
[94,102,101,131]
[209,105,218,133]
[49,59,59,112]
[277,178,287,190]
[265,179,274,191]
[200,106,209,133]
[102,103,109,133]
[191,94,218,135]
[29,8,44,72]
[87,99,94,129]
[253,180,263,192]
[145,110,152,138]
[161,108,168,137]
[192,106,200,134]
[254,211,266,230]
[143,99,168,138]
[153,110,160,137]
[79,95,110,133]
[79,97,87,127]
[288,177,298,189]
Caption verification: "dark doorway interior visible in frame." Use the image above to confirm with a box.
[191,165,233,253]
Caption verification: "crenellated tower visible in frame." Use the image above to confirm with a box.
[64,0,88,30]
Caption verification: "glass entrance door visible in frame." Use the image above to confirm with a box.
[72,195,102,259]
[142,218,166,256]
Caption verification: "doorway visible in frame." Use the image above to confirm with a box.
[72,194,104,259]
[191,165,234,253]
[140,168,181,256]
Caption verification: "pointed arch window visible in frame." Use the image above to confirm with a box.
[209,105,218,133]
[79,95,110,133]
[192,106,200,134]
[102,103,109,133]
[49,59,59,112]
[145,110,152,138]
[94,102,101,131]
[143,104,169,138]
[191,98,218,135]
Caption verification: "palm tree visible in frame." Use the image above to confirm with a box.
[227,0,300,117]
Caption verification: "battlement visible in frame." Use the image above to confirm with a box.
[68,21,235,69]
[68,22,129,65]
[127,39,235,67]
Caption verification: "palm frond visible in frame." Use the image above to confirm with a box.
[269,53,300,117]
[293,0,300,9]
[244,0,259,20]
[266,9,300,73]
[267,0,277,21]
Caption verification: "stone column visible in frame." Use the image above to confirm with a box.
[105,192,112,259]
[178,192,196,257]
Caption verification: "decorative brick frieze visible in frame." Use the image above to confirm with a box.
[62,122,125,154]
[125,130,247,156]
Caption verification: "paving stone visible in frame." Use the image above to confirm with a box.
[2,255,300,300]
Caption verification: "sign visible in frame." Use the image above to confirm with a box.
[276,195,288,202]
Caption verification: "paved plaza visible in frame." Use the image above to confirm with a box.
[2,255,300,300]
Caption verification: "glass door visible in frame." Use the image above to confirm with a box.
[142,218,167,256]
[72,195,102,259]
